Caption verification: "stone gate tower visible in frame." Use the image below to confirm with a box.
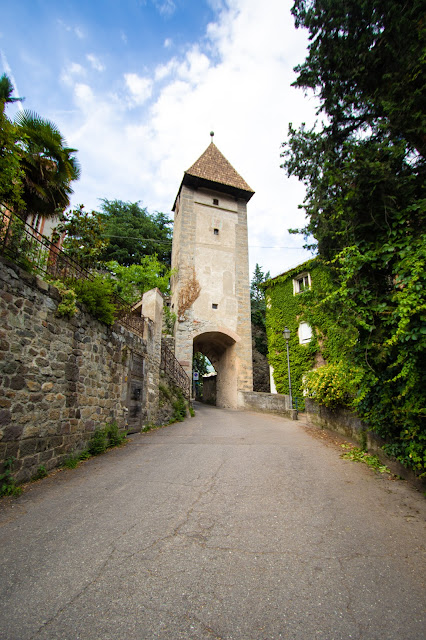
[170,135,254,408]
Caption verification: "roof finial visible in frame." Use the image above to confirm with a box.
[210,131,214,143]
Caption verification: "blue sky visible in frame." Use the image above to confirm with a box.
[1,0,318,278]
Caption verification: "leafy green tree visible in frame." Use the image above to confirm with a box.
[250,263,270,327]
[250,264,270,357]
[0,74,25,213]
[193,352,210,377]
[99,199,172,266]
[105,256,173,305]
[283,0,426,473]
[59,205,109,268]
[0,110,25,214]
[14,110,80,220]
[0,74,24,112]
[291,0,425,160]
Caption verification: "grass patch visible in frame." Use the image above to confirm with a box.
[0,458,22,497]
[31,465,48,481]
[141,421,157,433]
[63,422,127,468]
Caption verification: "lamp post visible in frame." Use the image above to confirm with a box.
[283,327,293,410]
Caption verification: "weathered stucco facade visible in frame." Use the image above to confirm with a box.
[170,139,254,408]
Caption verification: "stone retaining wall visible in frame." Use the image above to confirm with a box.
[305,399,426,490]
[241,391,298,420]
[304,399,366,442]
[0,259,160,483]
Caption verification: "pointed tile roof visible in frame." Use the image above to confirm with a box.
[173,141,254,210]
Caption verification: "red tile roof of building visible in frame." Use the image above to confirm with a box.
[186,142,254,193]
[173,141,254,209]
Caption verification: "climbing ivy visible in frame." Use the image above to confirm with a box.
[263,257,359,409]
[264,259,317,408]
[280,0,426,475]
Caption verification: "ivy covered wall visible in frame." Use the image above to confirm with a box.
[263,258,351,408]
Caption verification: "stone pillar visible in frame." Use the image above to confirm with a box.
[141,288,164,421]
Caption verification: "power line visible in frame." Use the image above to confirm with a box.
[249,246,314,249]
[104,235,311,250]
[103,235,172,244]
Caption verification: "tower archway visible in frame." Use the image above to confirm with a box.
[193,330,239,408]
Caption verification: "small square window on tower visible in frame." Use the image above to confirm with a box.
[213,198,219,206]
[212,303,218,309]
[214,228,219,235]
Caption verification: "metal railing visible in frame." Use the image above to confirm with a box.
[0,209,146,338]
[160,342,191,400]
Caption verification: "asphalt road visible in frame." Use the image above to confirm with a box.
[0,403,425,640]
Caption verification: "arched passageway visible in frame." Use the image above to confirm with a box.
[193,331,238,408]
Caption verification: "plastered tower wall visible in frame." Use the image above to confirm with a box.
[170,141,253,409]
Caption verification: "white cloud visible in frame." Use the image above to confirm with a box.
[154,58,178,81]
[65,0,318,277]
[164,38,173,48]
[58,20,85,39]
[60,62,85,86]
[177,46,210,83]
[153,0,176,17]
[86,54,105,72]
[74,83,95,109]
[124,73,153,106]
[70,62,85,74]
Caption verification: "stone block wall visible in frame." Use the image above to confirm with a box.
[241,391,298,420]
[304,399,366,442]
[0,259,160,483]
[304,399,426,490]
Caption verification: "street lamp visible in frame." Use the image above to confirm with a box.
[283,327,293,409]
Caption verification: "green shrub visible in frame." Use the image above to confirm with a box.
[172,391,187,422]
[63,453,80,469]
[72,276,116,325]
[382,429,426,478]
[105,422,127,447]
[50,279,78,318]
[163,306,177,335]
[303,361,364,409]
[0,458,22,497]
[142,422,156,433]
[32,465,48,481]
[87,428,108,455]
[159,383,172,405]
[87,422,126,456]
[63,424,126,469]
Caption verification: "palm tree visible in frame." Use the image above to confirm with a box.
[0,73,24,112]
[14,110,81,220]
[0,75,24,211]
